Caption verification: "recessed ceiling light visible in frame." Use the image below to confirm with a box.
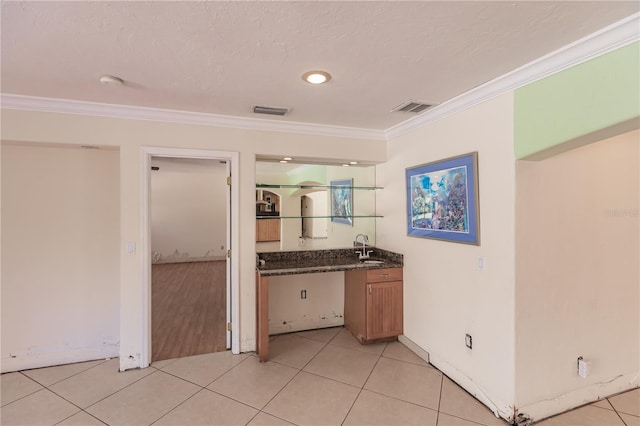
[280,160,288,163]
[283,157,293,161]
[302,71,332,85]
[342,164,350,167]
[99,75,124,87]
[349,161,358,165]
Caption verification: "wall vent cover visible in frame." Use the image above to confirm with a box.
[391,100,435,113]
[252,105,289,116]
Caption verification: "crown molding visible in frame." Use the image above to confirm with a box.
[385,13,640,140]
[0,94,387,141]
[2,13,637,142]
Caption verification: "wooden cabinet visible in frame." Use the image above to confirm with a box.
[344,267,403,344]
[256,218,280,242]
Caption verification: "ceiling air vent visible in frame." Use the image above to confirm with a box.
[392,100,434,114]
[252,105,289,116]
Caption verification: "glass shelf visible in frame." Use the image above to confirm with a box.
[257,183,383,190]
[257,215,383,219]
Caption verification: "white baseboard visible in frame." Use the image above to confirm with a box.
[1,345,119,373]
[398,335,431,364]
[429,352,515,423]
[152,255,226,264]
[517,371,640,422]
[269,319,344,335]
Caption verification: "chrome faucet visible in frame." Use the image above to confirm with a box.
[354,234,373,259]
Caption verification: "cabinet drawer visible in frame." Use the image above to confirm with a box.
[366,268,403,283]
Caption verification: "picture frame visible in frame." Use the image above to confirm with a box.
[330,178,353,226]
[406,152,480,245]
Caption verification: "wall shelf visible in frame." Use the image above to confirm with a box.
[257,183,383,191]
[257,215,383,219]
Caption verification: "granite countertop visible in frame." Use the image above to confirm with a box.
[256,247,403,276]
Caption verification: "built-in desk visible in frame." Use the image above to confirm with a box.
[256,248,403,362]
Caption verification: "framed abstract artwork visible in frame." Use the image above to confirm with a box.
[406,152,480,245]
[330,178,353,225]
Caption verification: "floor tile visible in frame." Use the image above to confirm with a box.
[264,371,360,425]
[56,411,107,425]
[439,377,506,426]
[437,412,486,425]
[86,370,199,426]
[608,388,639,416]
[330,328,388,355]
[22,359,105,387]
[303,344,379,387]
[295,326,342,343]
[0,389,79,426]
[364,356,443,410]
[247,412,296,426]
[536,404,626,425]
[154,389,258,426]
[591,398,614,410]
[49,358,153,408]
[382,341,429,366]
[268,334,325,369]
[150,358,178,370]
[159,350,248,387]
[619,412,640,426]
[1,372,43,406]
[343,389,438,425]
[208,356,298,409]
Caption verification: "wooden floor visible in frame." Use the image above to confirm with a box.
[152,261,227,361]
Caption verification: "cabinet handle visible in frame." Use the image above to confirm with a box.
[368,285,372,295]
[379,273,391,277]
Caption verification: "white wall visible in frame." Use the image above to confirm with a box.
[1,144,120,372]
[514,130,639,420]
[151,158,227,263]
[377,94,516,420]
[269,272,344,334]
[0,108,387,371]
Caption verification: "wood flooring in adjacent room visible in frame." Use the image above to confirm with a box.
[152,261,227,362]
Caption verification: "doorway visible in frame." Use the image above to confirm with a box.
[140,147,240,367]
[150,157,227,361]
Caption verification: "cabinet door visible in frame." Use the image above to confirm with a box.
[256,220,269,242]
[266,218,281,241]
[366,281,403,340]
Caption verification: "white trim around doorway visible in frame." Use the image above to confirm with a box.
[140,147,240,367]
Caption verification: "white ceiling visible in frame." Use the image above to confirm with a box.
[1,1,638,131]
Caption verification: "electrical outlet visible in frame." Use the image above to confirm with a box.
[301,290,307,299]
[577,356,589,378]
[465,334,473,349]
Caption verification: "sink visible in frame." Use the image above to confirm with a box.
[361,259,384,264]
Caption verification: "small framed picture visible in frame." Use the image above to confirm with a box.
[330,179,353,226]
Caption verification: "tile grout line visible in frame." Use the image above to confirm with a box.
[435,373,444,425]
[256,333,335,419]
[0,372,46,408]
[67,368,160,416]
[340,344,386,425]
[148,387,208,426]
[610,398,631,426]
[20,358,109,388]
[149,355,259,426]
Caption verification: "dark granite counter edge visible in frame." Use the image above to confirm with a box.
[257,247,403,277]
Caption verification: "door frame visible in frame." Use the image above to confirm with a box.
[140,146,240,366]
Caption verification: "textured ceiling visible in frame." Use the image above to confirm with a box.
[1,1,638,131]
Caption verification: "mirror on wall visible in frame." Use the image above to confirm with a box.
[256,161,378,252]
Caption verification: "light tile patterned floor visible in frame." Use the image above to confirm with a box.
[1,327,638,425]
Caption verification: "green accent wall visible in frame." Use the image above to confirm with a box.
[514,42,639,159]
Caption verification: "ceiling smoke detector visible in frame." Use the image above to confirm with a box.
[391,100,435,114]
[252,105,289,116]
